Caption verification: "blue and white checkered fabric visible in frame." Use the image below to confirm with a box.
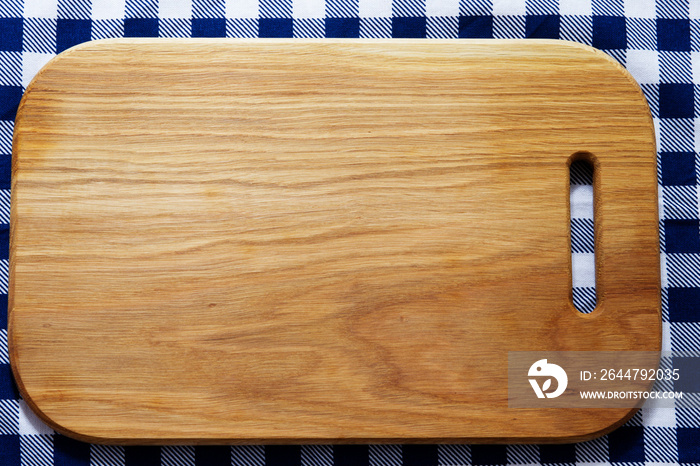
[1,0,698,464]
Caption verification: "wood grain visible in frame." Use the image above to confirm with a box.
[9,39,659,444]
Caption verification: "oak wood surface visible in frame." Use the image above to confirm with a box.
[9,39,659,444]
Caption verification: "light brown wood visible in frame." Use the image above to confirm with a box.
[9,39,659,444]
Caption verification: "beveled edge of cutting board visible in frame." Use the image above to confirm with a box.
[8,38,660,445]
[0,406,647,445]
[12,37,651,120]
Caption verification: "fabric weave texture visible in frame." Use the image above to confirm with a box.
[0,0,697,464]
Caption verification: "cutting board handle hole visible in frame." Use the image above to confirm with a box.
[569,156,597,314]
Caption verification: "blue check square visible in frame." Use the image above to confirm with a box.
[657,18,691,51]
[664,219,700,253]
[56,19,91,52]
[392,17,427,38]
[0,18,22,52]
[192,18,226,37]
[659,83,694,118]
[259,18,293,37]
[459,15,493,38]
[592,15,626,49]
[124,18,159,37]
[526,15,560,39]
[661,152,696,186]
[325,17,360,38]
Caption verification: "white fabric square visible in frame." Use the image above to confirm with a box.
[644,387,677,426]
[661,252,668,288]
[572,253,595,288]
[22,52,53,88]
[558,0,592,16]
[692,52,700,84]
[692,1,700,19]
[570,185,594,218]
[663,321,672,352]
[23,0,57,18]
[293,0,325,18]
[625,0,656,18]
[226,0,259,18]
[692,116,700,152]
[92,0,126,19]
[492,0,526,16]
[626,50,659,84]
[426,0,459,17]
[359,0,392,18]
[159,0,192,18]
[19,400,53,435]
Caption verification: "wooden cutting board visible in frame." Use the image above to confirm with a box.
[9,39,660,444]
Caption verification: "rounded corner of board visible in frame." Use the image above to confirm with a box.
[566,41,654,125]
[17,38,127,106]
[8,383,73,442]
[9,356,109,444]
[22,404,118,445]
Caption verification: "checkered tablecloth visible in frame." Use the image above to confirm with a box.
[1,0,698,464]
